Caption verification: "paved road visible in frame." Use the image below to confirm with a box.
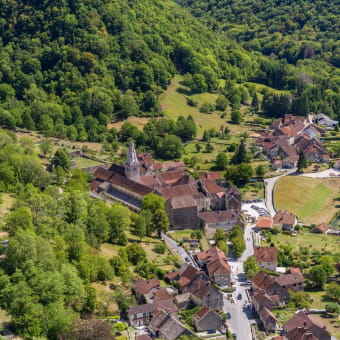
[223,223,254,340]
[264,168,297,216]
[161,233,198,267]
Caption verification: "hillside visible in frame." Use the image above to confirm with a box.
[0,0,257,141]
[175,0,340,120]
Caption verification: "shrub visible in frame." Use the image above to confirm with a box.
[153,242,167,254]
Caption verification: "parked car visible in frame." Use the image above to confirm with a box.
[185,256,190,262]
[237,293,242,300]
[207,329,216,334]
[232,333,237,339]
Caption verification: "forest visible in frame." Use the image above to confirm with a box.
[0,0,338,145]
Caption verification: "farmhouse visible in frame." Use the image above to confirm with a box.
[254,247,278,272]
[273,210,297,231]
[192,305,222,331]
[283,311,331,340]
[311,223,330,234]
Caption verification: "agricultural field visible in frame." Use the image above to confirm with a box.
[274,176,340,224]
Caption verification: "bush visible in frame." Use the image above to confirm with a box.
[199,102,215,113]
[153,242,167,254]
[113,322,128,331]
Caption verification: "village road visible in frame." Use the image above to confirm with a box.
[223,223,255,340]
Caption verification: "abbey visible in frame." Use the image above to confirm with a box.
[91,142,243,233]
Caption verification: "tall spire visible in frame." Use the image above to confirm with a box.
[124,140,140,181]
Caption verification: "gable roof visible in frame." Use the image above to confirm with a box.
[254,247,277,263]
[177,264,203,289]
[198,209,240,224]
[128,303,154,316]
[273,210,297,226]
[169,195,197,209]
[311,223,330,233]
[256,216,273,229]
[150,310,192,340]
[199,172,222,180]
[154,299,177,314]
[154,288,172,302]
[197,247,231,276]
[283,311,327,333]
[274,273,304,287]
[259,306,277,323]
[252,271,275,290]
[133,278,160,296]
[193,305,211,320]
[284,327,319,340]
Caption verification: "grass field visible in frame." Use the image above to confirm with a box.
[274,176,340,224]
[72,157,103,168]
[268,231,340,254]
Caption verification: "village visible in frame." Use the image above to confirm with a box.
[88,115,340,340]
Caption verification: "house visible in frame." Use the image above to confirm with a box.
[176,264,208,293]
[253,289,282,313]
[128,303,155,327]
[283,311,331,340]
[192,305,222,331]
[188,279,224,310]
[196,247,232,286]
[133,278,160,303]
[311,223,330,234]
[284,327,319,340]
[254,247,278,272]
[149,309,193,340]
[128,299,177,328]
[274,272,304,291]
[273,210,297,231]
[259,306,278,332]
[198,209,245,239]
[256,216,273,230]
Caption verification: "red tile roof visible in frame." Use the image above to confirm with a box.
[274,273,304,287]
[254,247,277,263]
[311,223,330,233]
[251,271,275,290]
[198,172,222,180]
[284,311,328,334]
[284,327,319,340]
[133,278,160,296]
[154,288,172,302]
[273,210,297,226]
[256,216,273,229]
[193,305,211,320]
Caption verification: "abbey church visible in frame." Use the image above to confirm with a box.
[91,142,244,236]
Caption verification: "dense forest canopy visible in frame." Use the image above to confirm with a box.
[0,0,258,141]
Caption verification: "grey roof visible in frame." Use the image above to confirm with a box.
[128,303,154,316]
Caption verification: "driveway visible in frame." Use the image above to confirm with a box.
[161,233,198,268]
[300,168,340,178]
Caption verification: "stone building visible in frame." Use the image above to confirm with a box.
[192,305,222,331]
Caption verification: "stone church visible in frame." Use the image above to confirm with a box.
[91,141,243,232]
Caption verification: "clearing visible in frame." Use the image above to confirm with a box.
[274,176,340,224]
[0,193,15,229]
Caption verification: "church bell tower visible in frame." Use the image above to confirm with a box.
[124,141,140,182]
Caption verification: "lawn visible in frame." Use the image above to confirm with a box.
[72,156,103,168]
[268,230,339,254]
[274,176,340,224]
